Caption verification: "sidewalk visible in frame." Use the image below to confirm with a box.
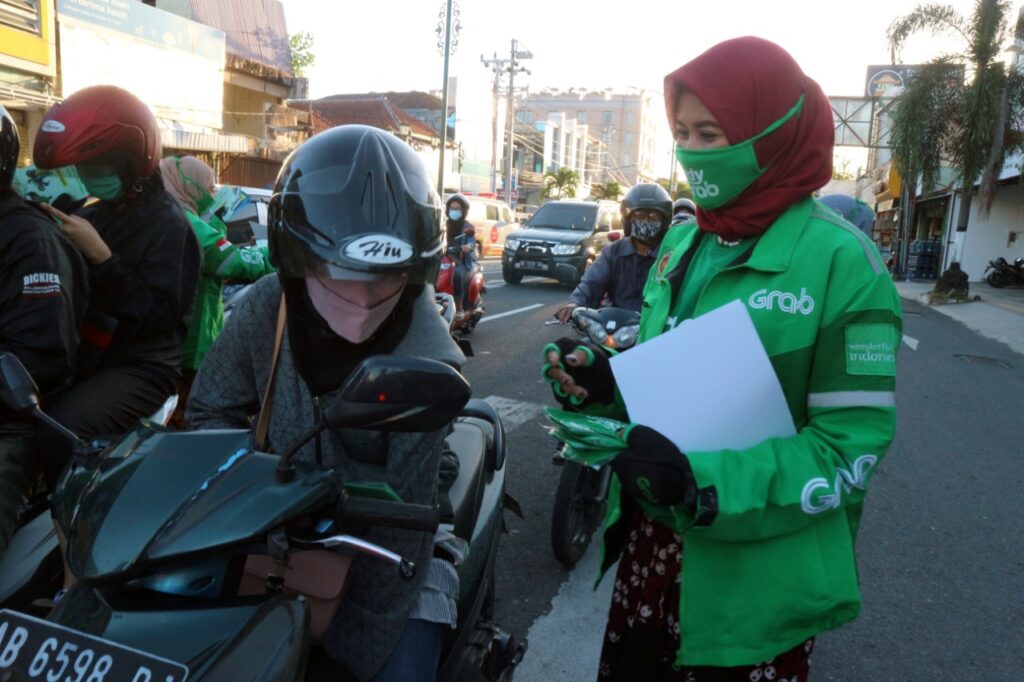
[894,280,1024,356]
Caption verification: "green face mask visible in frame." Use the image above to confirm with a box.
[674,96,804,210]
[77,163,124,201]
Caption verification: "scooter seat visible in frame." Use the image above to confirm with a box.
[445,421,487,542]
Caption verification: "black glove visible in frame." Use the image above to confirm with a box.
[541,337,616,409]
[611,425,696,509]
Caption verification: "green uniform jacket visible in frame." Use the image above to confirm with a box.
[598,197,902,667]
[181,210,275,370]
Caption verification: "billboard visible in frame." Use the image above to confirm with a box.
[865,64,965,98]
[865,65,927,98]
[57,0,225,129]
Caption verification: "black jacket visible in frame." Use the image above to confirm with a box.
[77,178,200,381]
[0,192,88,417]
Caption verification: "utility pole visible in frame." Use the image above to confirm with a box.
[504,39,531,208]
[480,51,508,194]
[435,0,461,196]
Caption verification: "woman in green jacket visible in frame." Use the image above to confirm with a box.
[545,37,901,680]
[159,155,275,427]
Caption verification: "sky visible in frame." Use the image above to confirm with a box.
[280,0,993,180]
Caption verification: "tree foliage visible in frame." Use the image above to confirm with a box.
[290,32,316,78]
[544,167,580,198]
[888,1,1024,215]
[591,181,622,201]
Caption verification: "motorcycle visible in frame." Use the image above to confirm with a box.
[436,246,486,334]
[547,307,640,568]
[0,345,524,679]
[984,256,1024,288]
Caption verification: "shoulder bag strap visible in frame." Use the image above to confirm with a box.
[254,294,287,452]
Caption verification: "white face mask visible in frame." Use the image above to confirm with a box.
[304,275,406,344]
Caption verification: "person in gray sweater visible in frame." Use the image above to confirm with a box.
[186,125,463,682]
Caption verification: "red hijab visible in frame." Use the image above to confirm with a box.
[664,37,834,241]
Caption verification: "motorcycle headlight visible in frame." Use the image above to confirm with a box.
[552,243,581,256]
[610,325,639,349]
[506,238,520,251]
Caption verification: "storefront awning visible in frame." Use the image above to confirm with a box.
[0,83,60,111]
[157,119,252,154]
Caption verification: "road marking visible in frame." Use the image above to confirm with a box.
[478,303,545,324]
[482,395,546,431]
[902,335,919,351]
[516,545,612,682]
[485,276,548,286]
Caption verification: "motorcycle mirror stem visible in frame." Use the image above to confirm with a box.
[0,352,85,448]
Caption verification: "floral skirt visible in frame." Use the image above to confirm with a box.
[598,510,814,682]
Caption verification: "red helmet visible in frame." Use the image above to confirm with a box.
[33,85,161,180]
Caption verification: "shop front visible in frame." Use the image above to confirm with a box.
[907,193,951,280]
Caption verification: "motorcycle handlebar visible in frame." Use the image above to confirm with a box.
[337,493,441,533]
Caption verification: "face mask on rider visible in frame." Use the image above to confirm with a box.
[77,163,124,201]
[304,275,407,344]
[448,209,463,221]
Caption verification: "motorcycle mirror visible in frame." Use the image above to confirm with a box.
[324,355,471,432]
[275,356,471,483]
[0,353,42,416]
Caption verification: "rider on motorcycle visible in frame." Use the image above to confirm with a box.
[31,85,200,486]
[186,125,465,682]
[158,155,275,428]
[444,194,476,319]
[556,183,673,323]
[0,105,88,559]
[672,196,697,224]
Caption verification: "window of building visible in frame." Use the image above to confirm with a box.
[577,110,587,123]
[516,111,533,123]
[623,154,631,166]
[0,0,42,34]
[624,132,633,144]
[625,111,634,125]
[602,111,613,124]
[601,129,611,143]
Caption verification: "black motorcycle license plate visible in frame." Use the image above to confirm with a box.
[0,609,188,682]
[516,259,545,270]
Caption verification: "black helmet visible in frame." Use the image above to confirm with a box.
[1,104,19,190]
[268,125,443,285]
[672,197,696,221]
[620,183,672,245]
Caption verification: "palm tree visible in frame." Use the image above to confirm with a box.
[888,0,1024,221]
[543,167,580,199]
[591,181,622,201]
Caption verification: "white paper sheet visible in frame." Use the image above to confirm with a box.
[609,299,796,452]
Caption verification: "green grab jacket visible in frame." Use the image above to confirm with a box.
[598,197,902,668]
[181,210,275,370]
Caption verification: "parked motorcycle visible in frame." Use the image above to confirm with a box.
[548,307,639,568]
[0,346,524,680]
[437,245,486,333]
[984,256,1024,288]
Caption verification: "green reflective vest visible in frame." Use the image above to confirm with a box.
[599,197,902,667]
[181,210,275,370]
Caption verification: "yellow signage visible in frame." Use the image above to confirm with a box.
[0,0,56,73]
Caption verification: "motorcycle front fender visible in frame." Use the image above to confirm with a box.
[48,585,310,681]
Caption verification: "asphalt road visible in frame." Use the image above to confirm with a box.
[466,259,1024,681]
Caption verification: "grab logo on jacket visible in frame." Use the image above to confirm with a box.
[748,287,815,315]
[800,454,877,514]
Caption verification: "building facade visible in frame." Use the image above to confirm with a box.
[0,0,60,163]
[514,88,665,186]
